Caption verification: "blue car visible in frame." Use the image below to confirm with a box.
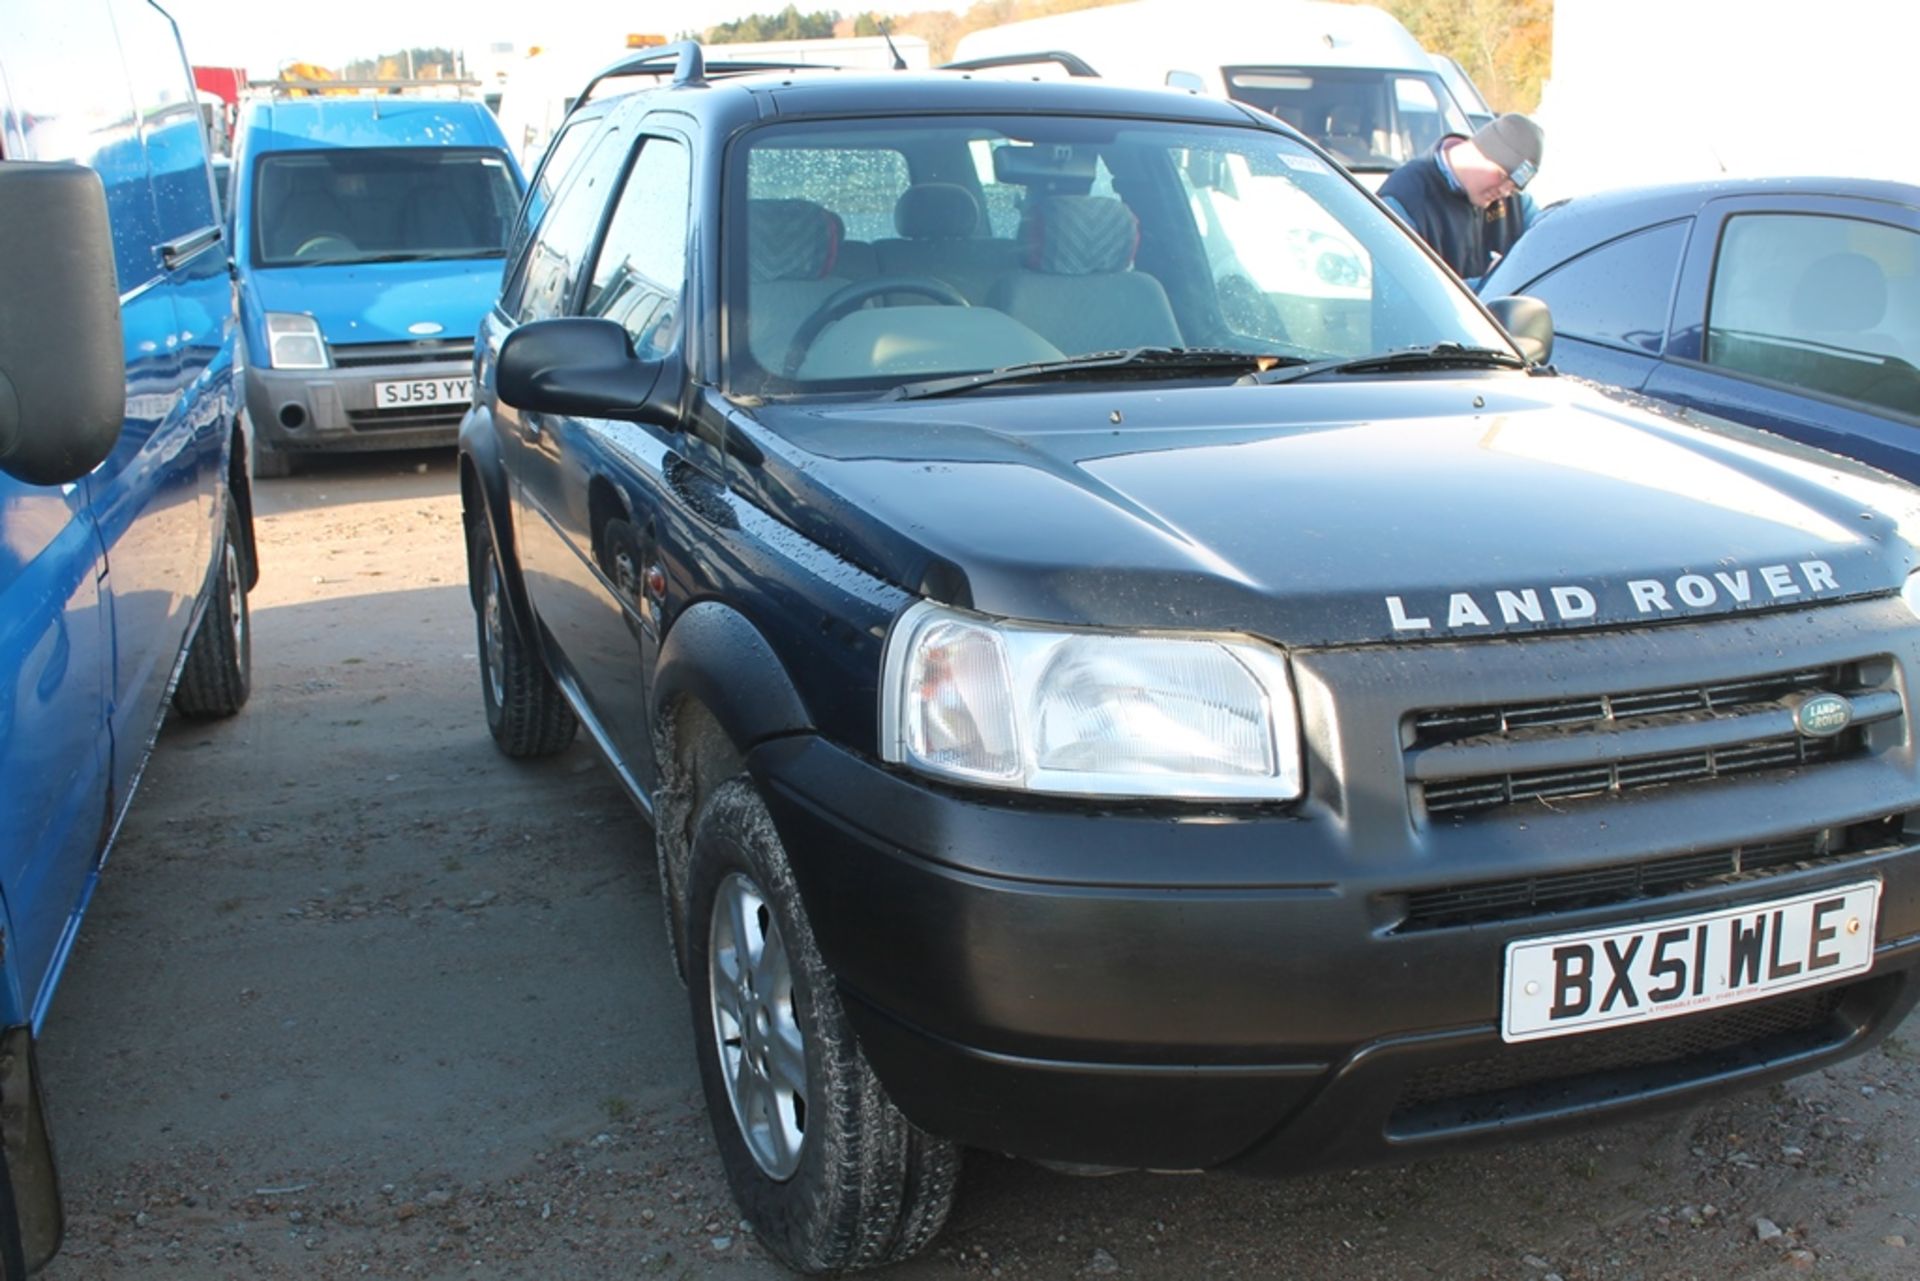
[2,0,255,1268]
[231,94,526,475]
[1481,178,1920,482]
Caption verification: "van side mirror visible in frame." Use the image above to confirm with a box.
[496,318,670,425]
[1485,294,1554,365]
[1165,69,1205,93]
[0,163,126,485]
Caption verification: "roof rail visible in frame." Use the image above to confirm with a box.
[248,76,485,99]
[574,44,846,108]
[938,51,1103,79]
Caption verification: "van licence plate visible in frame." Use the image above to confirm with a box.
[374,377,470,408]
[1502,881,1879,1043]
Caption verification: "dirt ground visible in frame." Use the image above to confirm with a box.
[33,450,1920,1280]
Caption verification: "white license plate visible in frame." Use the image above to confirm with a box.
[1502,880,1879,1043]
[374,376,469,408]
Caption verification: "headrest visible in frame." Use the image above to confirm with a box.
[894,183,980,239]
[1024,196,1139,275]
[1790,252,1888,333]
[748,199,841,283]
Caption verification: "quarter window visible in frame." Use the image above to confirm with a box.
[1706,213,1920,419]
[1522,220,1689,354]
[584,137,691,358]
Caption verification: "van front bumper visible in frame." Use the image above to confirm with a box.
[245,353,469,455]
[750,733,1920,1174]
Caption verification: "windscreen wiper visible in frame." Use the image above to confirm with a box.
[887,347,1295,401]
[1238,342,1528,386]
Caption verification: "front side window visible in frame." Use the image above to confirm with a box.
[1222,67,1471,172]
[583,137,691,359]
[252,147,521,267]
[727,114,1505,393]
[1706,213,1920,419]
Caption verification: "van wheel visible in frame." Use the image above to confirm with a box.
[686,778,960,1274]
[172,499,252,719]
[470,519,576,757]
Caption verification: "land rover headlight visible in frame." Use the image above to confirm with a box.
[879,602,1302,801]
[266,312,329,370]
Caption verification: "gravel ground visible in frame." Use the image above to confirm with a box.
[32,451,1920,1279]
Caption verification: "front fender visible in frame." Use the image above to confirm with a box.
[650,600,814,751]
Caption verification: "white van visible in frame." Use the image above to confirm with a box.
[951,0,1476,188]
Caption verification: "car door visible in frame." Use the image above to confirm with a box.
[519,125,695,787]
[1502,217,1694,395]
[1643,193,1920,482]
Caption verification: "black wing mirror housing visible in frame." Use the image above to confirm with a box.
[1485,294,1554,366]
[496,318,672,425]
[0,163,126,485]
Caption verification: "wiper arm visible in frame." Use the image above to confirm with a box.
[887,347,1294,401]
[1239,342,1527,386]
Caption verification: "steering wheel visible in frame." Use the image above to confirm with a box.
[293,232,356,259]
[783,276,970,377]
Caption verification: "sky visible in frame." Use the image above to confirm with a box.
[162,0,941,74]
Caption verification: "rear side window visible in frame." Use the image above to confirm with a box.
[503,126,631,322]
[1522,220,1689,354]
[504,116,598,272]
[1706,213,1920,420]
[583,137,691,359]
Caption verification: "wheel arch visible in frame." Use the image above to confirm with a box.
[458,414,536,642]
[648,601,815,977]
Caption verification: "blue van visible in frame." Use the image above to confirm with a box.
[230,94,526,475]
[0,0,255,1269]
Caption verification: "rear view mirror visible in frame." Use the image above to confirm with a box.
[1485,294,1554,365]
[497,318,668,424]
[0,163,125,485]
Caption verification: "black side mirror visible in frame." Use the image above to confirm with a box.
[496,318,669,424]
[0,163,126,485]
[1485,294,1554,365]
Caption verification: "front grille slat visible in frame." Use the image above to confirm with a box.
[345,406,465,432]
[1411,662,1885,818]
[1395,820,1898,932]
[331,339,474,369]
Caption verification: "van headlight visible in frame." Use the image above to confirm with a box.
[266,312,329,370]
[879,602,1302,801]
[1902,570,1920,619]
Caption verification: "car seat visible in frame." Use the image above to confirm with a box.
[987,195,1182,356]
[874,183,1020,303]
[745,198,850,372]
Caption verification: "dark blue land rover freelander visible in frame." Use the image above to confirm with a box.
[462,46,1920,1273]
[2,0,256,1272]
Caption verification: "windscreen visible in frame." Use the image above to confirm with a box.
[727,114,1506,393]
[253,148,521,266]
[1222,67,1472,171]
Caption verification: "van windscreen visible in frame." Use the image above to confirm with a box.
[253,148,520,266]
[1223,67,1470,172]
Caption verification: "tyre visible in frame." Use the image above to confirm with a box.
[172,497,252,719]
[686,778,960,1274]
[470,517,576,757]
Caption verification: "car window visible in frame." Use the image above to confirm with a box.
[582,136,691,359]
[1706,213,1920,420]
[748,146,909,244]
[507,125,629,323]
[728,115,1506,392]
[1521,220,1689,354]
[1222,67,1471,171]
[504,116,599,280]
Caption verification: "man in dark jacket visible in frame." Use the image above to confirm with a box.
[1379,113,1544,289]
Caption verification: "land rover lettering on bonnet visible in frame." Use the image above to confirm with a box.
[459,42,1920,1273]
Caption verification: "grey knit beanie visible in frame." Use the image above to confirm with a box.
[1471,113,1545,188]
